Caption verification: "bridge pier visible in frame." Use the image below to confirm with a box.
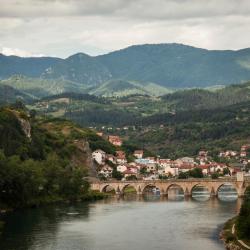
[184,188,191,197]
[211,187,217,197]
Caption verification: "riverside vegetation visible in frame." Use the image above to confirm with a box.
[0,102,110,213]
[222,187,250,249]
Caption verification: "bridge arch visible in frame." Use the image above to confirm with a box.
[166,184,185,194]
[121,184,137,194]
[101,184,116,194]
[142,184,161,195]
[216,183,238,196]
[191,183,211,200]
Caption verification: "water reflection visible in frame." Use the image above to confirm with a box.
[168,185,185,201]
[217,183,238,202]
[0,196,242,250]
[192,185,210,201]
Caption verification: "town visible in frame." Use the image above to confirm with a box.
[92,134,250,181]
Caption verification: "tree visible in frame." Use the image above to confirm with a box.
[189,168,203,178]
[178,172,189,179]
[126,175,137,181]
[223,167,231,176]
[236,187,250,239]
[211,172,219,179]
[112,167,123,180]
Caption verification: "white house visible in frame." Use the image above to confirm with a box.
[158,165,179,177]
[92,149,106,165]
[117,164,128,173]
[134,150,144,159]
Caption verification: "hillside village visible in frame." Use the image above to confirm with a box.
[92,134,250,181]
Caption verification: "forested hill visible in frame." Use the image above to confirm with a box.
[0,105,114,209]
[1,43,250,89]
[161,81,250,111]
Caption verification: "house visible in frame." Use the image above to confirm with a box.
[106,154,116,164]
[127,165,139,174]
[123,169,137,178]
[116,150,127,164]
[197,165,210,175]
[158,165,178,177]
[145,157,157,164]
[241,145,249,151]
[98,165,113,178]
[108,135,123,146]
[178,164,194,173]
[176,157,195,165]
[117,164,128,173]
[96,132,103,137]
[240,151,247,157]
[219,150,238,158]
[199,150,208,157]
[146,164,157,173]
[92,149,106,165]
[134,150,144,159]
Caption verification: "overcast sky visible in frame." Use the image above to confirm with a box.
[1,0,250,58]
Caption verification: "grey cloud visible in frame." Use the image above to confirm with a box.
[0,0,250,57]
[1,0,250,20]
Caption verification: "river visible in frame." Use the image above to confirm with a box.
[0,187,242,250]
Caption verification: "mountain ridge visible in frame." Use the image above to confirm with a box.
[2,43,250,90]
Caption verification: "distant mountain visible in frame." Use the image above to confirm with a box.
[0,53,61,79]
[97,44,250,88]
[89,79,172,97]
[43,53,112,86]
[1,43,250,91]
[0,84,33,104]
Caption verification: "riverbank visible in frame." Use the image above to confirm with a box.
[0,190,107,235]
[220,217,250,250]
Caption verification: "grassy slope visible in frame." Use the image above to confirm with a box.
[0,75,89,99]
[90,79,172,97]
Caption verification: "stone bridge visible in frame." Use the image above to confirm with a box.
[90,176,250,197]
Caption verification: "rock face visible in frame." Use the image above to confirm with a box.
[72,139,97,177]
[18,117,31,138]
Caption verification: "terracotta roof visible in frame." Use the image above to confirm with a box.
[123,170,135,174]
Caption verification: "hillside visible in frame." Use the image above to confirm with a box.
[90,79,172,97]
[0,53,60,79]
[0,75,88,99]
[43,53,111,86]
[27,80,250,126]
[27,87,250,160]
[127,101,250,158]
[1,44,250,91]
[161,81,250,111]
[0,106,114,209]
[0,85,33,104]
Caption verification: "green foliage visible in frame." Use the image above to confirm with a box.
[189,168,204,178]
[178,168,203,179]
[112,167,124,180]
[178,172,189,179]
[236,187,250,240]
[90,79,171,97]
[0,108,103,209]
[126,175,137,181]
[85,132,116,154]
[211,173,219,179]
[223,167,231,176]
